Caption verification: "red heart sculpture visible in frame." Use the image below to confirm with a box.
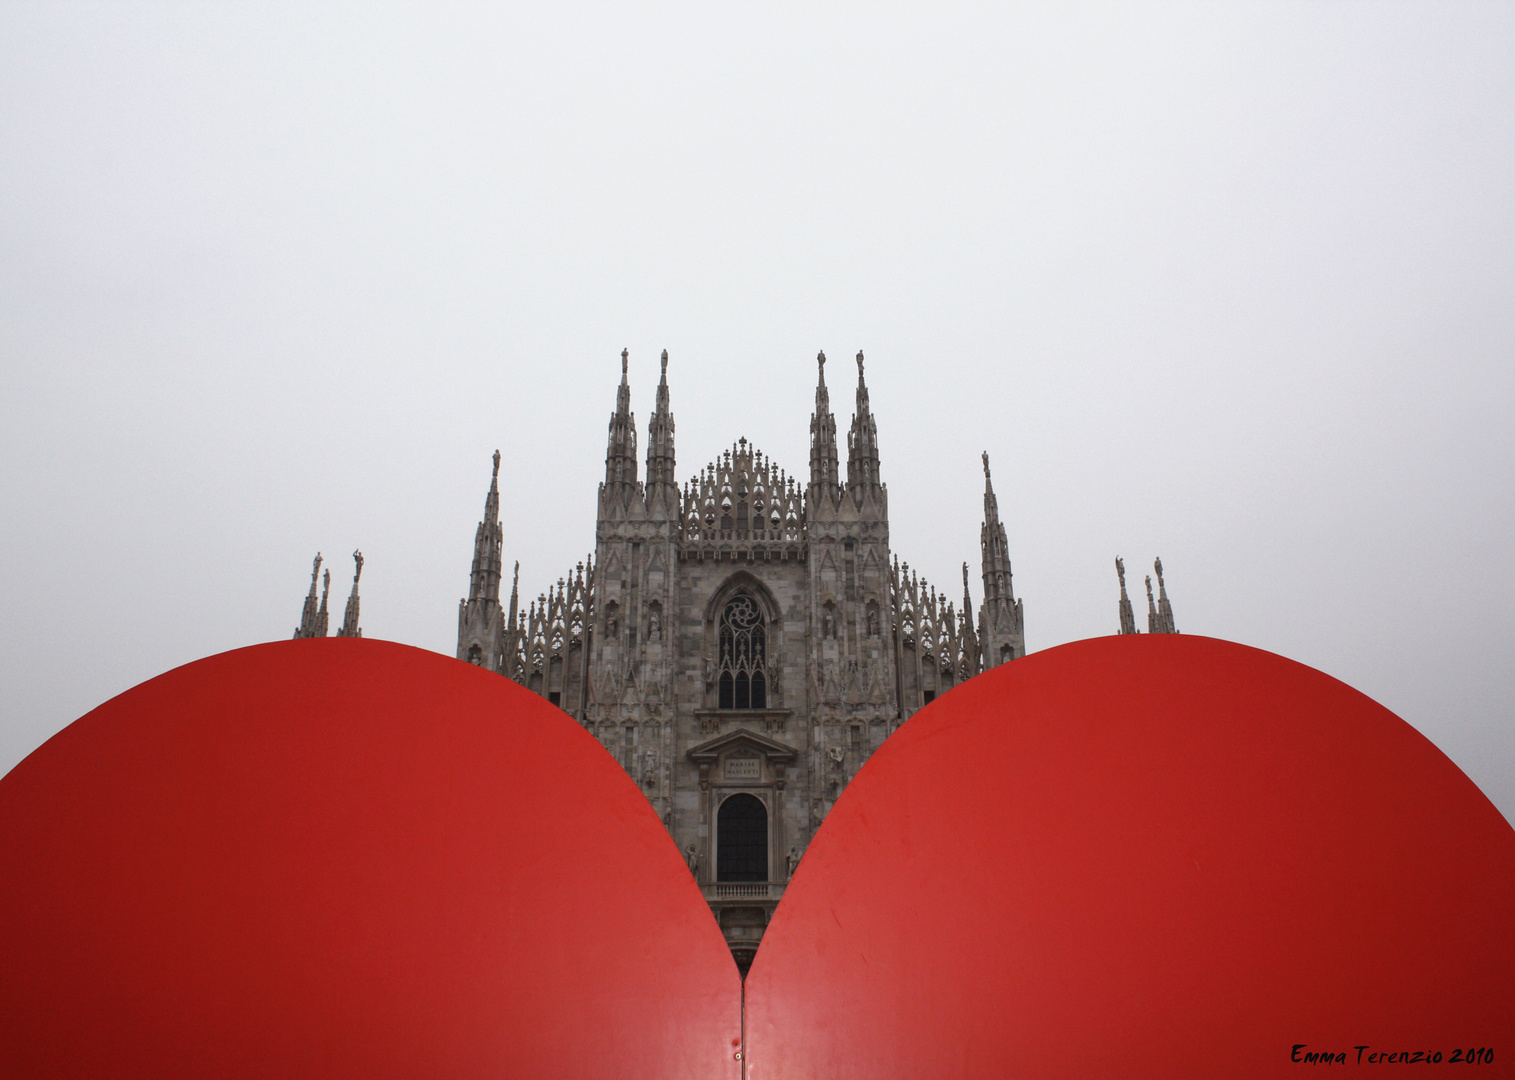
[1,635,1511,1078]
[0,640,741,1078]
[745,635,1515,1077]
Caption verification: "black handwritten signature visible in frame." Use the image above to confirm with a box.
[1292,1045,1494,1065]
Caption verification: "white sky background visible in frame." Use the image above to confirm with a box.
[2,4,1511,823]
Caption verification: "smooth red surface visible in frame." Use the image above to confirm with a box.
[0,639,741,1079]
[745,635,1515,1079]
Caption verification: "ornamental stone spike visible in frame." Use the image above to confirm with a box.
[337,549,363,638]
[846,348,880,494]
[316,568,331,638]
[294,552,325,638]
[1116,556,1137,635]
[1153,556,1177,634]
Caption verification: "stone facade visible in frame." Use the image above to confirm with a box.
[455,348,1026,970]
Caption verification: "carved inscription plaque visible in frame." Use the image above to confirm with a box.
[724,756,761,781]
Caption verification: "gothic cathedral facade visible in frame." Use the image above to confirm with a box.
[457,349,1025,969]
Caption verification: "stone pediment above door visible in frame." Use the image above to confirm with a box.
[685,727,798,767]
[687,727,798,788]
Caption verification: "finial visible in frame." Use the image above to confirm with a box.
[311,552,322,582]
[856,350,865,377]
[982,451,991,479]
[1145,575,1154,601]
[621,347,628,375]
[818,350,826,371]
[660,349,668,376]
[491,449,500,479]
[352,549,364,583]
[1154,556,1165,585]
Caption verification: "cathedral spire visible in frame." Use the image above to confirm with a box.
[1116,556,1137,635]
[336,549,363,638]
[977,452,1024,666]
[1145,573,1159,632]
[316,566,331,638]
[458,451,508,672]
[646,348,677,496]
[605,348,639,489]
[1153,557,1177,633]
[980,452,1012,600]
[808,350,840,499]
[468,451,504,604]
[507,560,520,634]
[846,349,881,493]
[294,552,325,638]
[960,561,981,677]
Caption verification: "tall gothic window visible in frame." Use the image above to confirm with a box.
[717,594,767,709]
[717,793,768,882]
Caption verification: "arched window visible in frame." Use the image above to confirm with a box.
[717,594,767,709]
[717,793,768,882]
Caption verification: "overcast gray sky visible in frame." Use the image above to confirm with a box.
[2,3,1511,823]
